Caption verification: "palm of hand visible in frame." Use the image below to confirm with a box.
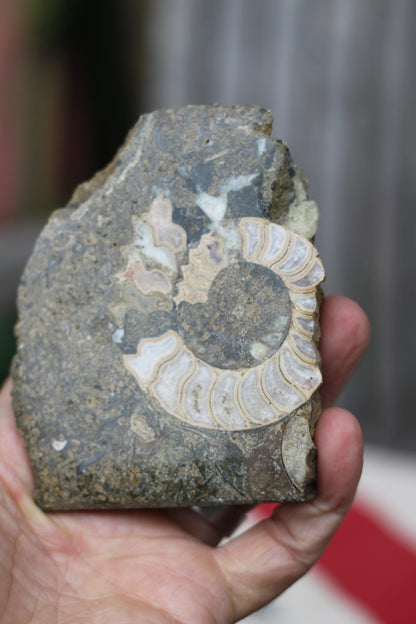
[0,297,369,624]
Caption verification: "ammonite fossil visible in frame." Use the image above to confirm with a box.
[125,214,323,430]
[12,105,325,510]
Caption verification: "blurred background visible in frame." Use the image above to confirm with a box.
[1,1,415,622]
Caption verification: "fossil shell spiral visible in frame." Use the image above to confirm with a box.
[125,216,324,430]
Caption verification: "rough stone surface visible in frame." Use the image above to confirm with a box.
[12,105,324,510]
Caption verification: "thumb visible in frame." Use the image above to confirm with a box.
[214,407,363,621]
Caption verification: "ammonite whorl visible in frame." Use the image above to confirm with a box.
[125,216,324,430]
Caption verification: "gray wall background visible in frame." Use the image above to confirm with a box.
[2,0,415,451]
[141,0,416,451]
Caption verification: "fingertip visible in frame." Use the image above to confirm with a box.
[320,295,370,354]
[320,296,370,407]
[315,407,364,513]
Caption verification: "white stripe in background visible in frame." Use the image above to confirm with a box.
[357,444,416,548]
[241,567,381,624]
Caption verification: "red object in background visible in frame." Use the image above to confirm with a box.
[253,502,416,624]
[319,503,416,624]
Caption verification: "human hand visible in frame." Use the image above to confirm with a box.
[0,295,369,624]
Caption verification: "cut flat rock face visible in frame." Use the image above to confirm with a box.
[12,105,325,510]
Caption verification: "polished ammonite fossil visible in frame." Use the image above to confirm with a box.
[12,104,324,510]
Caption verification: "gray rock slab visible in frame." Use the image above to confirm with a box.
[12,105,324,510]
